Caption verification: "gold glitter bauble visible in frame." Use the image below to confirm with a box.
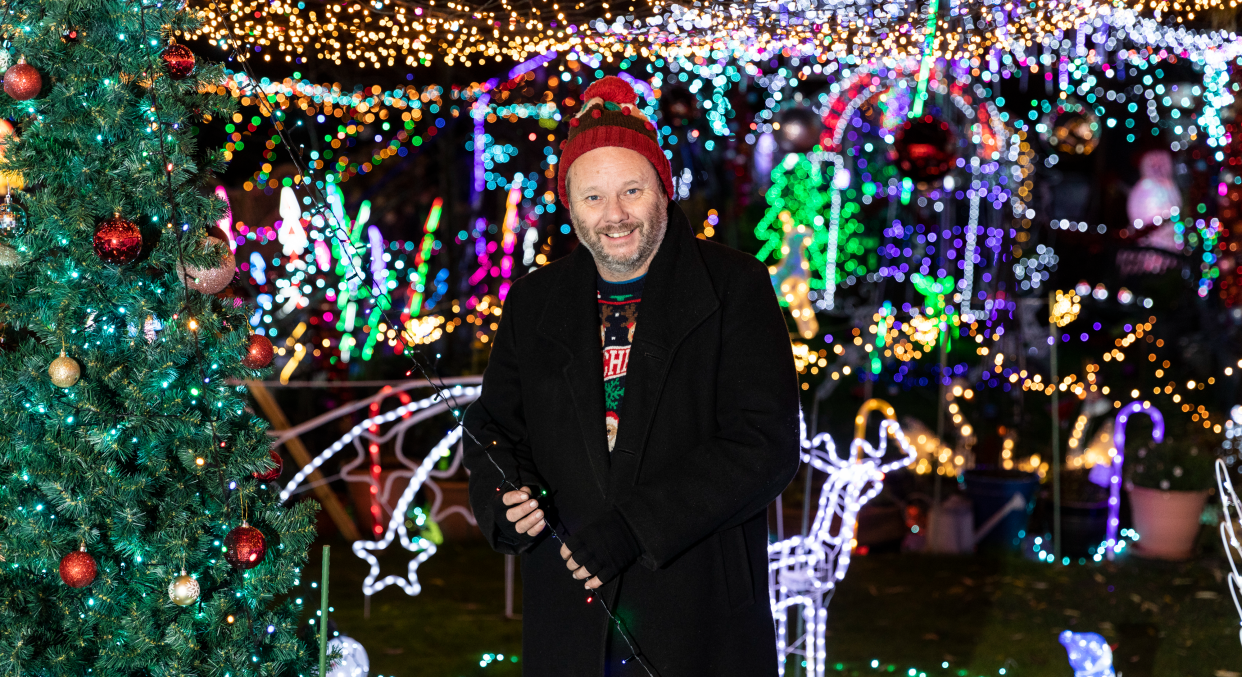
[48,350,80,388]
[0,243,17,267]
[168,570,200,606]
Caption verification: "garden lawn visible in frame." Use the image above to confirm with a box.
[304,537,1242,676]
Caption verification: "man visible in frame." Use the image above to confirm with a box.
[463,75,800,676]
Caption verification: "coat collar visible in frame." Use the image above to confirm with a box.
[536,202,720,497]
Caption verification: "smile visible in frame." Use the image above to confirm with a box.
[603,229,636,239]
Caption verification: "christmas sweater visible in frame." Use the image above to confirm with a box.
[598,275,644,452]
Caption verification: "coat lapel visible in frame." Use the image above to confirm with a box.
[610,203,720,495]
[537,244,612,496]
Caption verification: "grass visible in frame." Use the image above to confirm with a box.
[821,551,1242,676]
[305,535,523,677]
[303,536,1242,676]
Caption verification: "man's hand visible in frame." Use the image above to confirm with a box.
[501,486,545,537]
[560,543,604,590]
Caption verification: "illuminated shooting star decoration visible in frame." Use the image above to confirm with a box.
[278,385,482,598]
[1103,400,1163,561]
[768,399,916,677]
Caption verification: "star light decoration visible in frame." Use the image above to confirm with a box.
[277,385,482,598]
[768,399,916,677]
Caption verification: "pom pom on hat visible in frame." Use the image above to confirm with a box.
[582,75,638,106]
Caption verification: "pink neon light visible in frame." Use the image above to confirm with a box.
[315,240,333,270]
[215,186,236,252]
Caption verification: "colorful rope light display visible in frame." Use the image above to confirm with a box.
[753,56,1034,336]
[209,32,1242,422]
[404,198,444,320]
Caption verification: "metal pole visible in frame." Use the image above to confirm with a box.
[319,545,330,676]
[1048,293,1062,564]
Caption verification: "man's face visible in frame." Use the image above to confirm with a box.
[567,146,668,281]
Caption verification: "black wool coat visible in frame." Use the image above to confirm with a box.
[463,201,800,677]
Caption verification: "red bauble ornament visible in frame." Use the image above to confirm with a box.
[223,522,266,570]
[160,44,195,80]
[93,215,142,264]
[3,58,41,101]
[252,449,283,481]
[241,333,274,369]
[59,547,97,588]
[890,117,957,184]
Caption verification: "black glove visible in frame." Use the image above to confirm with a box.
[563,509,641,585]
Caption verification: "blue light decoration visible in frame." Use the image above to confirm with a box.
[1058,630,1115,677]
[248,251,268,286]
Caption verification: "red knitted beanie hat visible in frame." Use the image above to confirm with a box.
[557,75,673,206]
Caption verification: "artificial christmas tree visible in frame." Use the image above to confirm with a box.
[0,2,318,675]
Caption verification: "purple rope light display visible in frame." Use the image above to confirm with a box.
[1106,400,1164,560]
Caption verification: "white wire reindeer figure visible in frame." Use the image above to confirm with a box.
[1215,458,1242,645]
[768,399,917,677]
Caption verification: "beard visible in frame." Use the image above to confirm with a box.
[571,200,668,279]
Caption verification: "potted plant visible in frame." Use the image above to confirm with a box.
[1126,420,1216,560]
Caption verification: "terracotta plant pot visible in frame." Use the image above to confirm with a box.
[1128,485,1209,560]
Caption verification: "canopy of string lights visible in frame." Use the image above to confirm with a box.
[183,0,1242,70]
